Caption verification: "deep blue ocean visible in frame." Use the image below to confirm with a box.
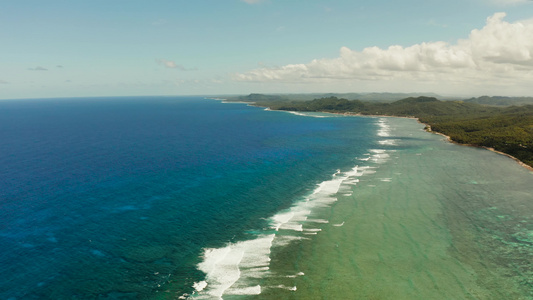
[0,96,378,299]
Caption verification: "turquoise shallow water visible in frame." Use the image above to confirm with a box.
[245,117,533,300]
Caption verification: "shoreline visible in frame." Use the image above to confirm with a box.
[260,116,533,299]
[236,99,533,173]
[211,98,533,299]
[423,123,533,172]
[206,98,533,298]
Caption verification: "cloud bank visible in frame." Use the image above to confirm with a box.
[234,13,533,93]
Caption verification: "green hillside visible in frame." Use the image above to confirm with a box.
[228,92,445,103]
[251,96,533,168]
[464,96,533,106]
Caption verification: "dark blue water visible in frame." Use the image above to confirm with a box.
[0,96,377,299]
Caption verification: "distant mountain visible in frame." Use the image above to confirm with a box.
[356,92,442,101]
[229,92,445,103]
[464,96,533,106]
[232,93,289,102]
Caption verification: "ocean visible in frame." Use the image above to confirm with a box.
[0,96,375,299]
[1,96,532,300]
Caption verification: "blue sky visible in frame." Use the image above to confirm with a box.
[1,0,533,99]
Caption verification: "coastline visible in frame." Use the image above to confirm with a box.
[423,123,533,172]
[206,98,533,299]
[332,112,533,172]
[236,99,533,172]
[256,116,533,299]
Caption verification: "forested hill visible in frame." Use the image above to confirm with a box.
[229,92,445,103]
[260,96,498,117]
[464,96,533,106]
[252,96,533,168]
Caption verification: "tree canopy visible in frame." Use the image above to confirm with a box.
[251,96,533,168]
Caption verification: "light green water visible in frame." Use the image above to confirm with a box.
[257,117,533,300]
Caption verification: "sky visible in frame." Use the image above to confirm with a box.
[1,0,533,99]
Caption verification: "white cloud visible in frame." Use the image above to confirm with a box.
[156,59,198,71]
[241,0,263,4]
[469,13,533,65]
[234,13,533,94]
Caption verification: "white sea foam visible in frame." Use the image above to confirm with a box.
[370,149,387,154]
[285,271,305,278]
[377,131,390,137]
[288,111,308,117]
[193,234,275,299]
[307,219,330,224]
[313,178,344,196]
[195,247,243,299]
[237,235,274,276]
[193,281,208,292]
[271,285,298,291]
[378,139,398,146]
[369,149,391,164]
[355,166,377,177]
[287,111,328,118]
[282,224,304,232]
[272,209,310,232]
[361,169,377,175]
[265,172,356,241]
[300,226,320,235]
[225,285,262,295]
[343,179,360,185]
[377,118,391,137]
[191,155,394,298]
[272,212,295,231]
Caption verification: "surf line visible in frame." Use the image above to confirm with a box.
[188,161,387,299]
[189,113,395,299]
